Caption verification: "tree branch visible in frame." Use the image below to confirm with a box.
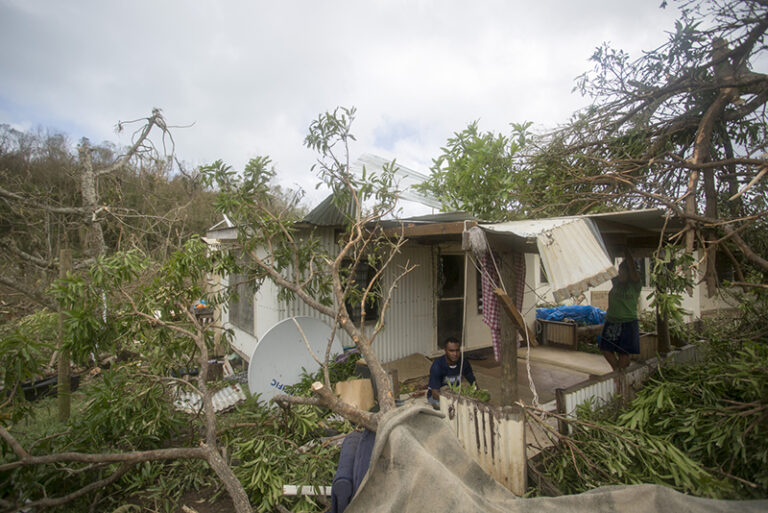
[0,275,55,310]
[0,184,89,215]
[97,109,165,177]
[0,241,54,270]
[730,281,768,290]
[722,224,768,272]
[3,463,134,513]
[310,381,377,431]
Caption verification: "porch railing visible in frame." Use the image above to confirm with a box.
[555,344,702,433]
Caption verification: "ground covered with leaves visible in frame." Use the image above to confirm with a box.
[1,354,361,513]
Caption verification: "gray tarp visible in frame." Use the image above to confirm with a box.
[346,406,768,513]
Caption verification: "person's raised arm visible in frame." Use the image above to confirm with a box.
[624,247,640,283]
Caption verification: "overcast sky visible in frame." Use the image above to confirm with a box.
[0,0,680,211]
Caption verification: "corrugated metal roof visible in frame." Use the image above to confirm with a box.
[300,194,356,226]
[381,211,477,226]
[585,208,679,230]
[481,217,577,239]
[481,208,680,239]
[353,153,443,209]
[482,218,617,302]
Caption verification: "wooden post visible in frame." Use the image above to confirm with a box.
[58,248,72,422]
[498,254,518,406]
[504,404,528,496]
[555,388,568,435]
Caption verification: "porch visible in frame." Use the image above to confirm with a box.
[469,345,612,407]
[390,344,612,409]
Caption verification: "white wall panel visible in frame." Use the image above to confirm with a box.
[370,244,436,363]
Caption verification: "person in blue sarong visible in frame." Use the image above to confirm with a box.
[600,248,642,371]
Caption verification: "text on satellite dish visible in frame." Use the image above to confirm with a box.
[270,378,290,393]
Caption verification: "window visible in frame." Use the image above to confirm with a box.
[539,257,548,285]
[228,273,255,335]
[343,261,379,323]
[637,257,650,287]
[715,252,736,283]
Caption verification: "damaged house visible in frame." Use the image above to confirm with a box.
[206,196,736,367]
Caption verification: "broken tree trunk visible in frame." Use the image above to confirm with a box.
[57,248,72,422]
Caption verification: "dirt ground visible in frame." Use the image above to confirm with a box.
[174,488,235,513]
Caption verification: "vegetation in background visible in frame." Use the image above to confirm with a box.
[0,116,219,324]
[422,0,768,290]
[417,120,532,221]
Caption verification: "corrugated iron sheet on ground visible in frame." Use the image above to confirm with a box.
[174,384,247,414]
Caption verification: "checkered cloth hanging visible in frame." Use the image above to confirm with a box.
[481,252,526,361]
[480,253,502,360]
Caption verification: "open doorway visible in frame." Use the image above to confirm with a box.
[437,253,464,349]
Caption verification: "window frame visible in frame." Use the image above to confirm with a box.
[342,260,380,324]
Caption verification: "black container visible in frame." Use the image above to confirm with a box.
[21,374,81,402]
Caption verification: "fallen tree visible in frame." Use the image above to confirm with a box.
[527,321,768,499]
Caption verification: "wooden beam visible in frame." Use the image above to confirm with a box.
[382,221,476,238]
[494,288,538,346]
[498,260,518,406]
[592,218,657,236]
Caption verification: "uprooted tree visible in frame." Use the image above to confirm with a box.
[420,0,768,291]
[203,106,411,431]
[524,0,768,290]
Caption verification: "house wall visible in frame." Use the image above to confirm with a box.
[254,278,282,343]
[224,227,441,364]
[221,272,259,360]
[372,243,437,362]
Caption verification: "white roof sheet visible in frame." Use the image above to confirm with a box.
[174,384,247,414]
[481,217,578,239]
[481,218,617,302]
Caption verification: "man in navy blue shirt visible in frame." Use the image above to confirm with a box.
[427,337,476,408]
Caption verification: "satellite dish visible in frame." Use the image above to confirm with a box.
[247,316,340,402]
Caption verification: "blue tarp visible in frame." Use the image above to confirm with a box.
[536,305,605,326]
